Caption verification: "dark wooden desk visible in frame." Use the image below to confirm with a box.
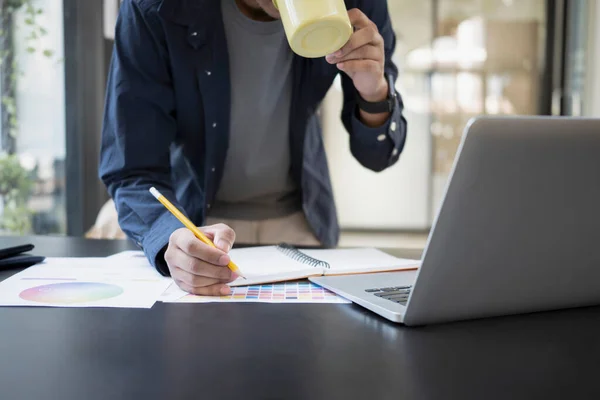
[1,236,599,400]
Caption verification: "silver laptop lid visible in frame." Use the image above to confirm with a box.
[404,116,600,326]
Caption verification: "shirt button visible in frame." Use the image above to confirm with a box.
[207,204,212,209]
[391,122,397,132]
[206,71,212,76]
[377,134,386,142]
[191,32,198,37]
[211,167,216,172]
[212,122,217,128]
[392,148,399,157]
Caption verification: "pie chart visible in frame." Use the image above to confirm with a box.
[19,282,124,304]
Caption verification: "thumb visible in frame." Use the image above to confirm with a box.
[202,224,236,253]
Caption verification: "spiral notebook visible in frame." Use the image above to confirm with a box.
[228,244,420,287]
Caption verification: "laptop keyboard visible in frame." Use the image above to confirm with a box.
[365,285,412,306]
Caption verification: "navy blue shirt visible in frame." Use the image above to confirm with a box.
[99,0,408,275]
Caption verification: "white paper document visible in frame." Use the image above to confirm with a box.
[0,255,171,309]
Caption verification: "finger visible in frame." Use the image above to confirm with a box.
[347,8,372,30]
[173,267,229,288]
[327,24,381,61]
[337,60,382,78]
[202,223,236,253]
[331,45,382,64]
[174,279,231,296]
[166,249,233,280]
[171,229,229,266]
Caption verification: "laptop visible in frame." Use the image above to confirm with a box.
[310,116,600,326]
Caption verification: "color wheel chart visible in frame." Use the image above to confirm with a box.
[19,282,124,305]
[0,256,173,309]
[176,281,351,304]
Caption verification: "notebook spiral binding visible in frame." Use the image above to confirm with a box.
[276,243,331,269]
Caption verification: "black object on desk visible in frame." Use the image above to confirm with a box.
[0,243,45,271]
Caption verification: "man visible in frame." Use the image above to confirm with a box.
[100,0,407,296]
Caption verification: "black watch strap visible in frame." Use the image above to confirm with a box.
[355,74,395,114]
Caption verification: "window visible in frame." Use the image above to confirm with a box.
[322,0,548,231]
[0,0,66,235]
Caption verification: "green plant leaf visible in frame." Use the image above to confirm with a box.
[0,155,32,204]
[42,49,54,58]
[26,47,36,53]
[0,204,32,235]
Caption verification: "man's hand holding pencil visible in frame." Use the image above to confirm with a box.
[150,187,245,296]
[165,225,238,296]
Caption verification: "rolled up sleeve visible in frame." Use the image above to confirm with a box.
[341,0,407,172]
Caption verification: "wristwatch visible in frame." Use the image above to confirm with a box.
[355,73,396,114]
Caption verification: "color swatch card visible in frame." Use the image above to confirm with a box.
[0,255,171,309]
[167,281,351,304]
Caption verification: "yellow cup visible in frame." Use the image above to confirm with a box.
[273,0,353,58]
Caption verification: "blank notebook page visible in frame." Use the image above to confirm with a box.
[228,247,311,278]
[300,248,419,273]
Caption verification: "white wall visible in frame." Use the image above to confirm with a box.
[322,76,432,231]
[585,0,600,116]
[103,0,120,40]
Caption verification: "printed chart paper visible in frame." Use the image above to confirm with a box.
[0,256,171,309]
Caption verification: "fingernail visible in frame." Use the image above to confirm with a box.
[218,254,230,265]
[326,54,336,62]
[220,286,231,295]
[337,63,345,69]
[334,50,342,57]
[217,240,231,252]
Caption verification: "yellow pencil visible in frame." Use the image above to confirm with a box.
[149,187,246,279]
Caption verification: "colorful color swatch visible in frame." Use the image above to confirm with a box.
[19,282,124,305]
[176,281,351,304]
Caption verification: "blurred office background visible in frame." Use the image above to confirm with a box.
[0,0,598,249]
